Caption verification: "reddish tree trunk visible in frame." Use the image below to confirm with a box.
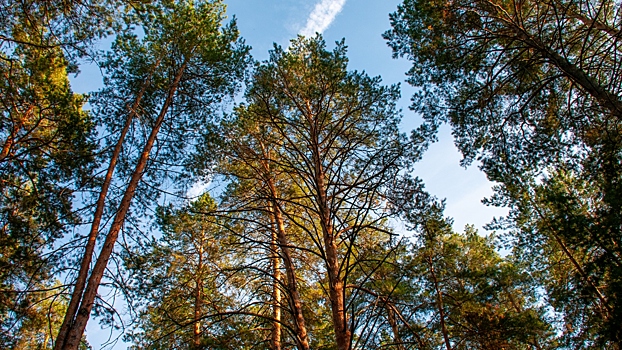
[54,68,155,350]
[314,157,351,350]
[194,241,204,348]
[267,192,310,350]
[59,61,186,350]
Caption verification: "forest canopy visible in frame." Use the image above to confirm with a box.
[1,0,621,349]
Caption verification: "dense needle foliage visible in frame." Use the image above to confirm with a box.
[1,0,621,349]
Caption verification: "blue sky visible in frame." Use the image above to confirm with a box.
[75,0,508,347]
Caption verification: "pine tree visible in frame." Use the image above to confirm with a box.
[54,1,249,348]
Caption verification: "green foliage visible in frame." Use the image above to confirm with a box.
[92,0,249,204]
[401,203,556,349]
[6,0,619,348]
[238,35,421,348]
[0,0,135,61]
[125,194,264,349]
[1,282,91,349]
[0,17,96,349]
[386,0,622,346]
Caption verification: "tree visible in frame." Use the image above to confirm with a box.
[0,21,95,347]
[387,190,557,350]
[54,1,249,348]
[236,35,420,350]
[211,103,314,350]
[1,0,130,59]
[412,222,556,349]
[1,282,91,350]
[0,0,136,343]
[124,194,256,349]
[385,0,622,345]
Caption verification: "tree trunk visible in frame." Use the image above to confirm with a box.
[54,58,160,350]
[500,17,622,117]
[323,231,350,350]
[267,193,310,350]
[59,61,186,350]
[387,302,405,350]
[271,228,282,350]
[308,115,351,350]
[54,60,160,350]
[194,241,204,348]
[315,164,351,350]
[520,179,613,317]
[0,104,30,162]
[427,255,451,350]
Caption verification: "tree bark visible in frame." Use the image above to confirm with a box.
[59,60,186,350]
[270,228,282,350]
[54,59,160,350]
[267,190,310,350]
[387,302,405,350]
[427,255,452,350]
[0,105,30,162]
[313,153,351,350]
[194,242,204,348]
[304,107,351,350]
[345,284,428,349]
[493,10,622,118]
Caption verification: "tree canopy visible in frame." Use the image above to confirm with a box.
[1,0,621,349]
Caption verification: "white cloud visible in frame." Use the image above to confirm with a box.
[186,179,210,198]
[299,0,347,37]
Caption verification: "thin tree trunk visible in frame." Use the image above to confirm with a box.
[570,11,620,37]
[387,302,405,350]
[194,242,204,348]
[307,115,351,350]
[427,255,451,350]
[54,58,160,350]
[551,0,622,37]
[267,194,310,350]
[193,277,203,347]
[503,286,543,350]
[60,61,186,350]
[323,230,350,350]
[524,184,613,317]
[271,228,282,350]
[315,164,351,350]
[551,230,612,316]
[0,105,30,162]
[346,284,428,349]
[43,330,50,350]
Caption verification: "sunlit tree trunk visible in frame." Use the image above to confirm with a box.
[59,61,187,350]
[387,303,405,350]
[311,138,351,350]
[55,58,160,350]
[270,229,282,350]
[194,240,204,348]
[267,192,310,350]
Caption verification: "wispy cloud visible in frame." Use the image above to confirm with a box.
[299,0,347,37]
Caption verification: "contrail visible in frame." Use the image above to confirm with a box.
[299,0,347,37]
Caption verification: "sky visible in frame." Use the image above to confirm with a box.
[72,0,508,348]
